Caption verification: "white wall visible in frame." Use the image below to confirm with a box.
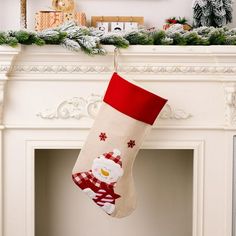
[27,0,194,29]
[1,0,236,30]
[0,0,20,30]
[35,149,193,236]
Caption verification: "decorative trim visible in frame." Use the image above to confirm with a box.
[0,65,11,73]
[7,64,236,75]
[36,94,103,120]
[37,95,192,121]
[120,65,236,74]
[11,65,112,74]
[0,49,20,128]
[225,84,236,126]
[159,104,192,120]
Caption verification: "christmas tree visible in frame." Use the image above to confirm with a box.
[193,0,233,27]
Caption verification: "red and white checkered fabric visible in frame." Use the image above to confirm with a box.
[72,170,115,188]
[103,152,122,167]
[72,170,120,210]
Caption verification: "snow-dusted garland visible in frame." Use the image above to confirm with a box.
[2,21,236,55]
[193,0,233,27]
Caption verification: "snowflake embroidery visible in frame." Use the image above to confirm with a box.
[127,140,135,148]
[99,132,107,141]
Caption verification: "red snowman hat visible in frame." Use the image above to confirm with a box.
[102,149,122,167]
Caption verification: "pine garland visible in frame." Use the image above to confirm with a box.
[99,32,129,48]
[193,0,233,27]
[1,21,236,55]
[124,30,153,45]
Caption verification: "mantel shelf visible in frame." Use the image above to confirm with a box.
[1,44,236,81]
[2,44,236,56]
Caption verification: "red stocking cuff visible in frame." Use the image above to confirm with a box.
[103,73,168,125]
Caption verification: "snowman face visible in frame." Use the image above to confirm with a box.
[92,156,123,184]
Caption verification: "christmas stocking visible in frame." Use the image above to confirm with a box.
[72,72,167,218]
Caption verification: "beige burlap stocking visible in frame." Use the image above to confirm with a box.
[72,72,167,218]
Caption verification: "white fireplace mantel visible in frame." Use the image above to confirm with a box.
[1,45,236,236]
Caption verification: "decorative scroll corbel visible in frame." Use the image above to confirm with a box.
[159,104,192,120]
[36,94,103,120]
[0,46,20,124]
[37,95,192,122]
[225,84,236,127]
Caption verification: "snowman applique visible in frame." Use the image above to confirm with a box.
[72,149,123,214]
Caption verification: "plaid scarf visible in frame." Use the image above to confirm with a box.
[72,170,116,189]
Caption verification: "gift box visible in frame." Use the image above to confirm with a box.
[35,11,86,31]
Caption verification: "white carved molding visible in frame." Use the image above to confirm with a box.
[0,65,11,73]
[225,84,236,127]
[36,95,192,121]
[120,65,236,75]
[10,65,112,74]
[6,64,236,75]
[7,45,236,77]
[36,94,103,120]
[159,104,192,120]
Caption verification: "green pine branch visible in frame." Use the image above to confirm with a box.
[1,21,236,55]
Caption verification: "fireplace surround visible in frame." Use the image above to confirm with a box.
[0,45,235,236]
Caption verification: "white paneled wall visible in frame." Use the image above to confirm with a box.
[35,149,193,236]
[1,0,236,30]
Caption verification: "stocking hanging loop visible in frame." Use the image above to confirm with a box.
[114,47,119,73]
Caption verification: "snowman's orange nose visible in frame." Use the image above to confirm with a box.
[100,168,109,176]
